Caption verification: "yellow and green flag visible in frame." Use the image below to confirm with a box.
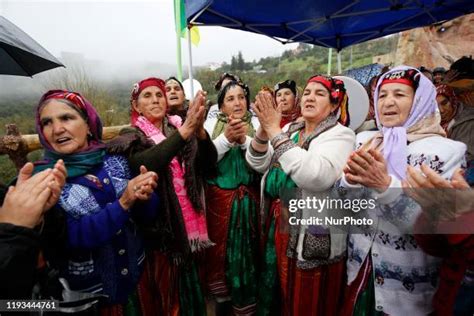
[174,0,200,45]
[174,0,200,80]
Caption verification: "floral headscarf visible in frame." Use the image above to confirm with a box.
[35,90,105,178]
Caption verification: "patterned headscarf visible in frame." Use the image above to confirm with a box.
[370,66,445,180]
[35,90,105,178]
[436,84,460,131]
[306,75,350,126]
[365,75,381,120]
[36,90,103,152]
[217,80,250,109]
[214,72,241,91]
[130,77,167,125]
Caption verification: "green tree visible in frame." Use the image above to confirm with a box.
[237,51,245,71]
[230,56,237,71]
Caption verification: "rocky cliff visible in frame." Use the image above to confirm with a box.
[395,13,474,68]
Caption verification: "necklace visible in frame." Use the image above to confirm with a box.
[298,130,309,146]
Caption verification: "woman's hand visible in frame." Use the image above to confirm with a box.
[179,90,207,140]
[119,166,158,210]
[0,162,66,228]
[252,91,282,139]
[15,160,67,213]
[193,90,209,140]
[343,148,391,191]
[403,165,473,220]
[47,160,67,210]
[224,116,247,144]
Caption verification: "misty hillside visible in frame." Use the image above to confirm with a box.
[0,36,397,183]
[194,35,398,103]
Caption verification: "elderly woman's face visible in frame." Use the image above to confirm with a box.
[165,81,186,110]
[221,85,247,119]
[300,82,334,123]
[276,88,296,113]
[377,83,415,127]
[133,86,167,124]
[39,100,89,154]
[436,94,454,120]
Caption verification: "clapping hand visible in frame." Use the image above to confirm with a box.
[180,90,207,140]
[0,160,67,228]
[252,91,282,139]
[343,149,391,192]
[119,166,158,210]
[403,165,472,221]
[224,115,248,145]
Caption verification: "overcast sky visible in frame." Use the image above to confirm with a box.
[1,0,298,67]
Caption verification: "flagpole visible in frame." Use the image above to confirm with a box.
[187,26,194,98]
[174,0,183,81]
[337,51,342,74]
[327,48,332,75]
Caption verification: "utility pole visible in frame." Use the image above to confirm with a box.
[327,48,332,75]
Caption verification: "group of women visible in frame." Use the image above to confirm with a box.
[16,63,472,316]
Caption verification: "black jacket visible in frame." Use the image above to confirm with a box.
[0,223,40,299]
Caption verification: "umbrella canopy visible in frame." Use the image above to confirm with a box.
[0,16,64,76]
[186,0,474,51]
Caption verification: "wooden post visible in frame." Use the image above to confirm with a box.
[0,125,29,170]
[0,124,130,170]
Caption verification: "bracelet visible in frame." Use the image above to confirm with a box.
[270,132,289,148]
[249,143,267,157]
[254,134,269,145]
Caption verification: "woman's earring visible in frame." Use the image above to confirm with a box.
[87,131,93,139]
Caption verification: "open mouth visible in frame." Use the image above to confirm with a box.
[384,111,398,116]
[304,104,316,109]
[56,137,71,144]
[169,96,179,101]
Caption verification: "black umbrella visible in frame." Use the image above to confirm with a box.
[0,16,64,76]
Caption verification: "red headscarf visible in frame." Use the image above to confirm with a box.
[380,69,419,89]
[306,75,350,126]
[130,77,167,124]
[436,84,460,132]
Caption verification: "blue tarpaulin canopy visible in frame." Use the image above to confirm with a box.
[186,0,474,51]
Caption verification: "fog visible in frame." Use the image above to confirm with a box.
[0,0,298,97]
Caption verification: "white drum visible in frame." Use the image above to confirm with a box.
[334,76,369,131]
[182,78,203,100]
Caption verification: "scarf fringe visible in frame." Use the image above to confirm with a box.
[189,238,216,253]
